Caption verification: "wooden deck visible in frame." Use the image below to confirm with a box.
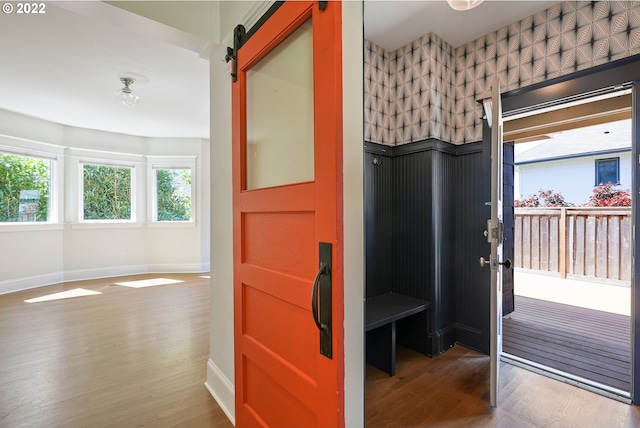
[503,295,631,392]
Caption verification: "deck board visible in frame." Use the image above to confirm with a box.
[503,295,631,392]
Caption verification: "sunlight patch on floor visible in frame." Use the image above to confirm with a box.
[113,278,184,288]
[199,275,210,279]
[25,288,102,303]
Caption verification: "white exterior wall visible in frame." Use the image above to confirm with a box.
[516,152,632,206]
[0,109,210,294]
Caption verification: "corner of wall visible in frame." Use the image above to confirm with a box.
[343,1,365,427]
[0,271,64,296]
[208,9,245,425]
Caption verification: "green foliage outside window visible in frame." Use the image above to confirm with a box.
[83,164,131,220]
[0,153,50,222]
[156,169,192,221]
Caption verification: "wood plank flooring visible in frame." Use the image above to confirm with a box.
[366,345,640,427]
[4,275,639,428]
[0,274,233,428]
[503,295,631,392]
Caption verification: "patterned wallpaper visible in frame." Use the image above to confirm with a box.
[364,1,640,146]
[364,33,456,145]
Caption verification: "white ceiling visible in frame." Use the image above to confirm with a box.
[0,2,210,139]
[0,1,559,140]
[365,1,559,51]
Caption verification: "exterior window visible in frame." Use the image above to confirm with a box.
[0,152,51,222]
[154,168,192,221]
[82,163,133,221]
[595,158,619,186]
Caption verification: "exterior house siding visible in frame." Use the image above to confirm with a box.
[517,150,632,205]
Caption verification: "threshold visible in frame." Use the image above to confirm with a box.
[501,352,631,404]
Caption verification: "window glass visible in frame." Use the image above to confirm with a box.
[245,20,314,190]
[155,168,192,221]
[83,164,132,221]
[0,152,51,222]
[595,158,619,185]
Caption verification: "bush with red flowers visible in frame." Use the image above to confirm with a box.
[585,183,631,207]
[514,189,572,207]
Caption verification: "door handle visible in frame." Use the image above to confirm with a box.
[311,242,332,359]
[311,262,330,337]
[479,257,512,270]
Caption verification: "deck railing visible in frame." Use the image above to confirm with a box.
[514,207,632,283]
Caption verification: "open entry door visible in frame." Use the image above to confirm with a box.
[481,80,509,407]
[231,2,344,427]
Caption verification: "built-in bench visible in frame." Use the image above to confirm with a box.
[365,292,430,376]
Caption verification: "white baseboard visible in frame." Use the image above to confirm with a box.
[63,265,149,283]
[147,263,209,273]
[0,272,64,295]
[0,263,211,295]
[205,358,235,426]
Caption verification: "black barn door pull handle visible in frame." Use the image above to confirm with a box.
[312,242,332,358]
[311,262,330,337]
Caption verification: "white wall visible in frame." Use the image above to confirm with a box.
[206,27,240,428]
[0,229,65,293]
[0,109,210,294]
[342,2,365,426]
[106,1,212,42]
[0,114,66,291]
[517,152,632,206]
[199,139,211,268]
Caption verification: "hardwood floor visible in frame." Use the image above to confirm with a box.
[366,345,640,428]
[503,295,631,392]
[0,274,233,428]
[5,275,639,428]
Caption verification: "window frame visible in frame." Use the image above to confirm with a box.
[595,157,620,186]
[147,156,196,225]
[0,144,61,229]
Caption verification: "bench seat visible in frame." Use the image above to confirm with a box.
[365,292,430,376]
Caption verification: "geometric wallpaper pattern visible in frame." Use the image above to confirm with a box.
[365,32,456,145]
[365,1,640,146]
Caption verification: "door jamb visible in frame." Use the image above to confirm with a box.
[500,55,640,404]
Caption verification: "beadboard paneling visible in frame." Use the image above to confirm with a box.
[453,142,490,354]
[365,139,486,355]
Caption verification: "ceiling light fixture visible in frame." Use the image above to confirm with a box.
[447,0,484,11]
[113,77,140,107]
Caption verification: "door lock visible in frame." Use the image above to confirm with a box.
[479,257,512,270]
